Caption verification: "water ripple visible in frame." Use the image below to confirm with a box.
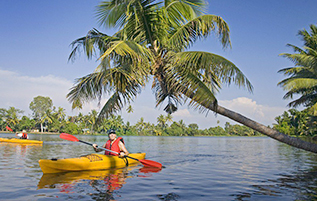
[1,135,317,200]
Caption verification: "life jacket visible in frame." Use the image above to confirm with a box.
[22,133,27,139]
[104,137,124,156]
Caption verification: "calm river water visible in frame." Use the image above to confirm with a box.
[0,133,317,200]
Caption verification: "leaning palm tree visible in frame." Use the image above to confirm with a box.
[68,0,317,153]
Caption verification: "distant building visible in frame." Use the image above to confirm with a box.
[82,128,90,134]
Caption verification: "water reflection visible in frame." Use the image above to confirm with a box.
[0,142,42,161]
[38,166,162,200]
[232,160,317,200]
[3,134,317,200]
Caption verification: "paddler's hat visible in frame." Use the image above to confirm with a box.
[107,129,116,135]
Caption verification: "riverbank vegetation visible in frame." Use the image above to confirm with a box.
[0,96,263,136]
[1,96,317,138]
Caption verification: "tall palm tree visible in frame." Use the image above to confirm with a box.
[5,107,23,130]
[135,117,146,132]
[41,109,53,132]
[279,24,317,114]
[56,107,66,122]
[178,119,187,134]
[88,110,99,133]
[68,0,317,153]
[157,114,167,129]
[166,114,173,125]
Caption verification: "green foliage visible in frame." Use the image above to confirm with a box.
[0,107,23,131]
[18,116,36,131]
[279,24,317,115]
[29,96,53,118]
[63,122,80,135]
[204,126,227,136]
[29,96,53,132]
[273,109,317,136]
[166,122,184,136]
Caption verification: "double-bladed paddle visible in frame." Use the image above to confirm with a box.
[60,133,162,169]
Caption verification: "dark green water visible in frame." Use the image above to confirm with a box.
[0,133,317,200]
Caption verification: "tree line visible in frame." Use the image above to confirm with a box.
[2,96,317,138]
[0,96,265,137]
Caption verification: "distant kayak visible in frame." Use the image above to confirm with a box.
[0,137,43,144]
[39,153,146,174]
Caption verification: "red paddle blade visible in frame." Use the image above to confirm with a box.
[60,133,79,142]
[6,126,13,132]
[139,159,162,168]
[139,166,162,173]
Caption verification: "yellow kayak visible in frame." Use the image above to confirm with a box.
[39,153,146,174]
[0,137,43,144]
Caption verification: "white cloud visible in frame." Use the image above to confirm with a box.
[220,97,264,117]
[0,69,100,116]
[174,109,191,118]
[219,97,286,126]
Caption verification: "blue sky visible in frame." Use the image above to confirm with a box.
[1,0,316,129]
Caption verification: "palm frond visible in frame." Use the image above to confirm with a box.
[173,51,253,92]
[97,0,161,46]
[96,0,132,28]
[99,40,154,64]
[180,70,218,113]
[98,90,135,119]
[67,62,146,111]
[67,72,105,109]
[164,0,207,25]
[280,52,317,68]
[152,61,218,114]
[278,76,317,90]
[287,92,317,108]
[168,14,231,51]
[68,29,118,62]
[283,44,305,54]
[308,102,317,115]
[278,66,307,75]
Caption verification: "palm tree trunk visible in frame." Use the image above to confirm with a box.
[211,104,317,153]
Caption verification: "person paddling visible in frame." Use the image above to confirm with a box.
[93,129,129,158]
[16,132,28,139]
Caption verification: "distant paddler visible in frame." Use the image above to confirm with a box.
[16,132,29,139]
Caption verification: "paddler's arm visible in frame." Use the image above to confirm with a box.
[92,144,103,152]
[118,141,129,158]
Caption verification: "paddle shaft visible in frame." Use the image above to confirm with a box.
[79,140,141,162]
